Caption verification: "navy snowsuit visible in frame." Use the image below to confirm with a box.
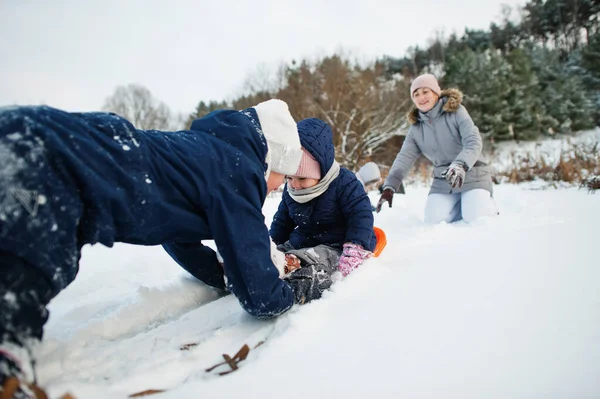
[270,118,376,252]
[0,105,294,320]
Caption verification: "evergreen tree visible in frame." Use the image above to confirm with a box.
[462,29,492,52]
[529,46,596,132]
[580,31,600,124]
[505,48,542,140]
[444,49,515,141]
[444,48,552,141]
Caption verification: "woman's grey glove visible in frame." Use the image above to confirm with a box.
[442,161,467,189]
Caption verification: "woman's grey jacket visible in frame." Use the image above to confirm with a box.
[383,89,493,195]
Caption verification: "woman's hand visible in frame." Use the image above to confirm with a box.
[442,161,467,188]
[376,187,395,213]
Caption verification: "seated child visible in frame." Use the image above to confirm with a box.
[355,161,382,211]
[270,118,376,303]
[356,161,382,192]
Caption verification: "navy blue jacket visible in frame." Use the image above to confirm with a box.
[0,106,293,318]
[269,118,376,251]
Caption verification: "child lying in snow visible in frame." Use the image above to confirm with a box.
[271,242,343,304]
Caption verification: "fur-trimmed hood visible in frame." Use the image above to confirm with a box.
[407,88,463,125]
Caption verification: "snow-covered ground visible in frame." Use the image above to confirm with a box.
[37,181,599,399]
[489,127,600,175]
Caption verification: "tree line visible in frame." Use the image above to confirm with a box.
[103,0,599,171]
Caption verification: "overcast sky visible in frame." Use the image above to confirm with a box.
[0,0,526,116]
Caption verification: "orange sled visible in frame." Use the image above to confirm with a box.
[372,226,387,257]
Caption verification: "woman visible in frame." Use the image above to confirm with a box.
[376,74,497,223]
[0,99,306,391]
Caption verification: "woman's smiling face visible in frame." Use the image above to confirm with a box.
[412,87,440,112]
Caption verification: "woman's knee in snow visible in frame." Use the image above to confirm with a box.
[461,208,483,223]
[424,194,461,224]
[424,209,455,224]
[459,189,497,223]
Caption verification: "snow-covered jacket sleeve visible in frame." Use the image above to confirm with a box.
[206,176,295,318]
[453,105,482,169]
[269,193,296,245]
[383,129,422,191]
[338,173,376,252]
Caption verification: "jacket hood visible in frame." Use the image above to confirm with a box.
[407,88,463,125]
[190,108,269,174]
[296,118,335,176]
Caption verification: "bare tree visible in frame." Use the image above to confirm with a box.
[102,84,173,130]
[278,55,412,170]
[199,54,412,170]
[242,62,283,95]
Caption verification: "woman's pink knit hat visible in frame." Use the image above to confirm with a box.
[410,74,442,98]
[294,148,321,179]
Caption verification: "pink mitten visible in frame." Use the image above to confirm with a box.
[338,243,371,276]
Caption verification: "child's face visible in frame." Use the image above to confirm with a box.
[286,176,320,190]
[412,87,439,112]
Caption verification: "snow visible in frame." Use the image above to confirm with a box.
[489,127,600,175]
[36,182,599,398]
